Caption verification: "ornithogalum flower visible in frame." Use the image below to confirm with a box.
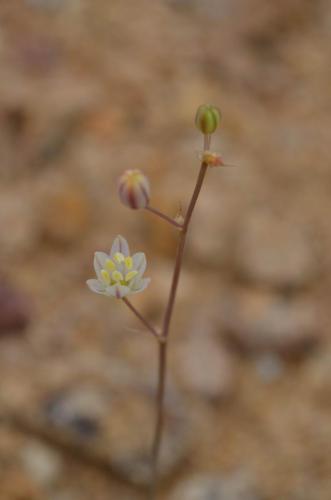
[87,235,150,299]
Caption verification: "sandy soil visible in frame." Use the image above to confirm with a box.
[0,1,331,499]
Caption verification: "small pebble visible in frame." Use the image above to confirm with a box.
[234,212,319,290]
[222,288,320,356]
[255,353,284,383]
[44,386,105,440]
[40,184,91,246]
[174,331,235,401]
[20,440,63,486]
[170,472,262,500]
[0,282,30,335]
[0,191,38,256]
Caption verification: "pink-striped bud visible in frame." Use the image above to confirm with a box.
[118,169,150,209]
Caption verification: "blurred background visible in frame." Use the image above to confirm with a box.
[0,0,330,499]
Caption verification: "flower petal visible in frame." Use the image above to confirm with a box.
[105,284,131,298]
[130,277,151,294]
[110,235,130,258]
[86,279,106,295]
[94,252,109,279]
[132,252,146,278]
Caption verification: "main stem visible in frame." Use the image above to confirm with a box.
[149,156,209,499]
[149,340,167,499]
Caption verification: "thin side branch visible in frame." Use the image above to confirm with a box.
[122,297,161,341]
[145,205,183,229]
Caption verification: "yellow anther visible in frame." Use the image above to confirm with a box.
[114,252,125,263]
[125,270,138,282]
[124,256,133,269]
[101,269,110,285]
[112,270,123,282]
[105,259,116,272]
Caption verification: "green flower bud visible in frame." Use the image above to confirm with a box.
[195,104,221,135]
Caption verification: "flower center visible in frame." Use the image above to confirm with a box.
[100,255,138,287]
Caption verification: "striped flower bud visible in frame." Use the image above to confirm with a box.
[195,104,221,135]
[118,169,150,209]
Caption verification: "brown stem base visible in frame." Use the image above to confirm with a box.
[149,340,167,499]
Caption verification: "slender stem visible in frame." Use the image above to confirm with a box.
[122,297,161,341]
[204,133,211,151]
[145,205,183,229]
[149,341,167,500]
[149,155,209,499]
[162,162,208,339]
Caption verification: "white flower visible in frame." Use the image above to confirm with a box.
[87,235,151,299]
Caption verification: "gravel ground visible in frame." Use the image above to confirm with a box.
[0,1,330,499]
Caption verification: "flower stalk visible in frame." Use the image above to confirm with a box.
[87,104,222,500]
[145,205,183,229]
[122,297,161,341]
